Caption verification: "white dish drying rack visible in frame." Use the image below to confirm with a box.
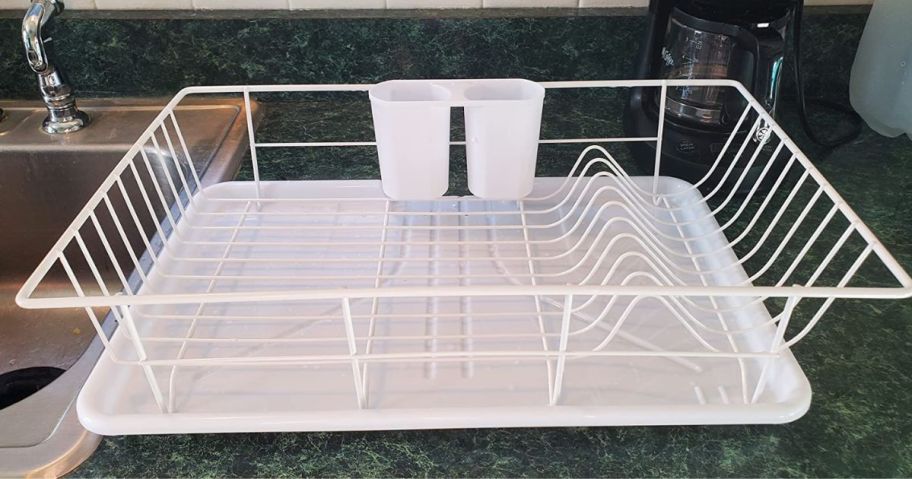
[16,80,912,435]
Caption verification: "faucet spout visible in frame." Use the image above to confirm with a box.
[22,0,89,134]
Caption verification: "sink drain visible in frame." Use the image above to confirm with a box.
[0,367,65,409]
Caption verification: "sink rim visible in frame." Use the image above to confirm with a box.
[0,100,242,151]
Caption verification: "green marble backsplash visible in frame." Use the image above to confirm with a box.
[0,8,867,100]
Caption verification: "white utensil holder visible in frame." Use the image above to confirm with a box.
[463,79,545,199]
[369,81,453,199]
[369,79,545,200]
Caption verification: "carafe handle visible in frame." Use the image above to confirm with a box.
[735,26,786,113]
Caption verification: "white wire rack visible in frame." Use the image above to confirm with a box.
[16,80,912,434]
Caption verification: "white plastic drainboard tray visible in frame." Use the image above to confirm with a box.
[79,177,811,434]
[15,81,912,435]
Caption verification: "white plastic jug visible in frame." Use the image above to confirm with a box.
[849,0,912,140]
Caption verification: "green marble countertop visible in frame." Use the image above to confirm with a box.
[69,99,912,478]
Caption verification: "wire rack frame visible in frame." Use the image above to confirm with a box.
[13,80,912,415]
[16,79,912,308]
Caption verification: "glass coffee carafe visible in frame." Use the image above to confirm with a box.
[657,6,789,130]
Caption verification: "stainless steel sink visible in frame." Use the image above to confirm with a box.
[0,97,253,477]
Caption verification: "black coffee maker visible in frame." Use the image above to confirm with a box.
[624,0,795,188]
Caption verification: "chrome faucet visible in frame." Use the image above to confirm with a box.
[22,0,89,134]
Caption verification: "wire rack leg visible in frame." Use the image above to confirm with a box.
[243,88,261,208]
[651,82,667,203]
[342,298,367,409]
[519,200,554,400]
[119,305,166,412]
[751,295,798,404]
[361,200,392,403]
[550,294,574,406]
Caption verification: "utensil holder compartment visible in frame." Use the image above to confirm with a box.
[369,79,545,200]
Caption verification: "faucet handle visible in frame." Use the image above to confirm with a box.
[22,0,62,73]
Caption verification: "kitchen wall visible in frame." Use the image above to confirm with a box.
[0,0,874,10]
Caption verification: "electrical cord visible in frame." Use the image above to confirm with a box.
[791,0,864,148]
